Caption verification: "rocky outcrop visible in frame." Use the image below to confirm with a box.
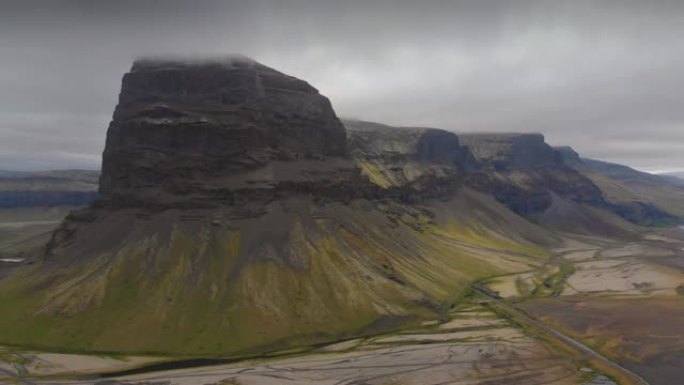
[554,146,583,168]
[99,57,350,208]
[460,133,559,170]
[346,121,469,166]
[46,53,665,223]
[454,133,604,215]
[345,120,471,195]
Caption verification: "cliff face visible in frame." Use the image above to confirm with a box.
[460,133,558,170]
[99,57,349,207]
[456,133,604,215]
[344,120,473,200]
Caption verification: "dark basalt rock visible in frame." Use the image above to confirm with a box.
[45,57,360,260]
[99,57,348,205]
[554,146,583,168]
[345,123,612,217]
[458,133,606,215]
[415,129,466,164]
[346,121,470,166]
[460,133,560,171]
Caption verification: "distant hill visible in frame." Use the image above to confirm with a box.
[661,171,684,181]
[581,159,684,188]
[556,147,684,220]
[0,170,23,178]
[0,170,99,208]
[0,170,100,261]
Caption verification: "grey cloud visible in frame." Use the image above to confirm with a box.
[1,0,683,172]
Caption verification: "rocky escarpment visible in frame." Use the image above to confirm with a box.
[99,57,352,208]
[342,124,609,218]
[460,133,558,170]
[344,119,474,200]
[449,133,604,215]
[460,135,678,225]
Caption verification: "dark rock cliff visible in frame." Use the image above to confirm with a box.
[345,120,474,202]
[455,133,604,215]
[99,57,349,208]
[460,133,559,171]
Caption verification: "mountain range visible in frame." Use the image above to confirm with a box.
[0,57,681,356]
[660,171,684,181]
[0,170,98,208]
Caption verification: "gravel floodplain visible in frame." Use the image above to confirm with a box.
[0,305,606,385]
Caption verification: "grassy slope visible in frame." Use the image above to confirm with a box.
[0,191,552,356]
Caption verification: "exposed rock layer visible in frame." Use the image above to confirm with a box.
[100,57,348,207]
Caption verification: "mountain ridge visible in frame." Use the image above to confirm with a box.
[556,146,684,220]
[0,170,98,208]
[0,57,681,356]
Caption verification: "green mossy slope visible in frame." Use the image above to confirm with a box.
[0,190,552,356]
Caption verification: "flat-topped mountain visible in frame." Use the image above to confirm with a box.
[0,57,681,356]
[100,56,348,208]
[457,132,605,216]
[460,133,559,170]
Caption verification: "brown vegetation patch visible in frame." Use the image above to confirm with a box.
[520,296,684,385]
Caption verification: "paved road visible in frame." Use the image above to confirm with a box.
[471,285,650,385]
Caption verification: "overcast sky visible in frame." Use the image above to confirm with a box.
[1,1,683,172]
